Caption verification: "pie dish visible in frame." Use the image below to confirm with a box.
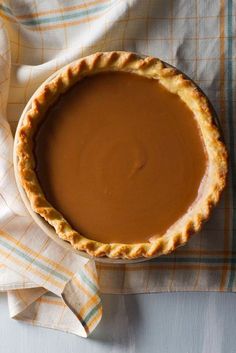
[16,51,227,259]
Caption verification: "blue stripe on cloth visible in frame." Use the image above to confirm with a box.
[0,4,13,15]
[21,2,114,26]
[0,238,69,282]
[83,301,101,325]
[78,269,98,294]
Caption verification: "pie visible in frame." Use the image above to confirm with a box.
[16,51,227,259]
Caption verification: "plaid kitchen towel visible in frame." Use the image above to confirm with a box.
[0,0,235,337]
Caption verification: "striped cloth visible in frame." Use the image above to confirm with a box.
[0,0,235,337]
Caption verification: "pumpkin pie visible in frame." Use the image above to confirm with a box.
[16,51,227,259]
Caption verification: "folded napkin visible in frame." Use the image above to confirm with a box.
[0,0,235,337]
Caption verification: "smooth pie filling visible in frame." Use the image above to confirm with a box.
[35,72,207,244]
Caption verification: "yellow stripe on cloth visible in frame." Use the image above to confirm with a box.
[0,230,74,278]
[78,294,100,317]
[0,247,64,289]
[14,0,109,19]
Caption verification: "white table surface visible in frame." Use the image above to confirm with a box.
[0,292,236,353]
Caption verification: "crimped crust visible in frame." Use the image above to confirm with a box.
[16,51,228,259]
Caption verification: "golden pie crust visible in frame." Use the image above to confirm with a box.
[16,51,228,259]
